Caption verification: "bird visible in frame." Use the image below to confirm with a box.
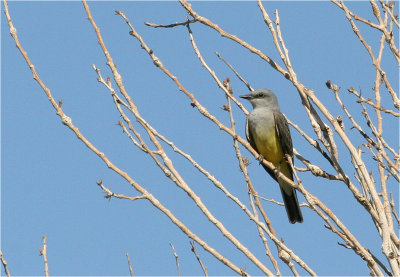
[240,88,303,224]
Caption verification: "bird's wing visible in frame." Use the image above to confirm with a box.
[273,111,294,174]
[245,117,258,152]
[274,111,303,223]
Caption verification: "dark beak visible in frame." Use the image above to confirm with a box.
[239,93,252,99]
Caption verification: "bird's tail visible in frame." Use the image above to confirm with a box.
[280,186,303,224]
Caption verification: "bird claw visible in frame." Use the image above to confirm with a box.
[257,154,264,163]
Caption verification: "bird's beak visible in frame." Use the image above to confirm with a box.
[239,93,252,99]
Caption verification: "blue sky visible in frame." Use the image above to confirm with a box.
[2,1,399,276]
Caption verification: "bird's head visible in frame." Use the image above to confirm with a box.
[240,88,280,110]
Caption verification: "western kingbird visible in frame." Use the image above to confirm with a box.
[240,88,303,224]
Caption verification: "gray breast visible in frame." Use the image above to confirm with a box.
[248,108,275,132]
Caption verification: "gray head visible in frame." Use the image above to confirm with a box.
[240,88,280,110]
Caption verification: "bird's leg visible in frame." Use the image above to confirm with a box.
[257,154,265,164]
[274,163,282,179]
[284,154,293,164]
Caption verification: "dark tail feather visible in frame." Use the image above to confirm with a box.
[280,187,303,224]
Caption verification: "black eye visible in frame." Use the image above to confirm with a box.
[257,93,263,98]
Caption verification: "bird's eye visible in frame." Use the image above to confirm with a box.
[257,93,263,98]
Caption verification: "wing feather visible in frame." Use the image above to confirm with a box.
[273,111,294,175]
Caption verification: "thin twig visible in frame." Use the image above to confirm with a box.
[39,236,49,277]
[0,251,11,277]
[126,252,134,277]
[179,0,290,78]
[367,248,394,276]
[348,87,399,117]
[256,195,309,208]
[97,181,147,201]
[294,150,342,181]
[378,0,399,29]
[334,0,399,107]
[169,243,180,277]
[145,18,197,28]
[215,51,253,91]
[330,82,400,190]
[286,116,337,171]
[348,87,400,158]
[186,22,248,114]
[359,102,400,176]
[389,192,400,228]
[333,0,400,63]
[190,241,208,276]
[327,82,398,238]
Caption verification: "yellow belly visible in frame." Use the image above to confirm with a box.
[254,127,284,166]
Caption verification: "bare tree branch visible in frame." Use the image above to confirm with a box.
[145,18,197,28]
[39,236,49,277]
[190,241,208,276]
[0,251,11,277]
[4,0,398,275]
[126,252,134,277]
[169,243,180,277]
